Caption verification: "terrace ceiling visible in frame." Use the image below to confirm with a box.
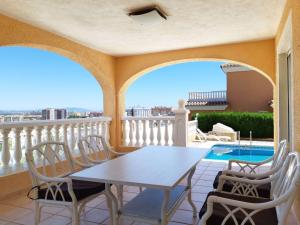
[0,0,286,56]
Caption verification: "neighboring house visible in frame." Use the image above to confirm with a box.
[151,106,174,116]
[186,63,273,116]
[42,108,67,120]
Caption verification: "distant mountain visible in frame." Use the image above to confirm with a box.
[66,107,95,113]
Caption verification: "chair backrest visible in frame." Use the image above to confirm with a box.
[271,152,300,223]
[78,135,110,163]
[26,142,75,186]
[271,140,288,169]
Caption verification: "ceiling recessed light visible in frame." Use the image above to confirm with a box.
[128,6,167,24]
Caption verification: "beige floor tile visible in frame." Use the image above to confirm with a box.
[86,197,106,208]
[171,210,198,224]
[39,215,71,225]
[81,208,109,224]
[13,211,52,225]
[0,204,32,222]
[102,218,133,225]
[0,219,10,225]
[178,200,203,212]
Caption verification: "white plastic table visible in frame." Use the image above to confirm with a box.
[70,146,204,225]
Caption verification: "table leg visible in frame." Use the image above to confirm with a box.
[161,189,170,225]
[116,184,124,208]
[105,183,119,225]
[187,167,197,217]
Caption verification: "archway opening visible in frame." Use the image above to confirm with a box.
[0,46,104,120]
[124,60,274,142]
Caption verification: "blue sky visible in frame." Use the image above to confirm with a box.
[0,47,103,111]
[0,47,226,110]
[126,61,226,108]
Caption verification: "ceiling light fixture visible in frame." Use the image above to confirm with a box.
[128,6,167,24]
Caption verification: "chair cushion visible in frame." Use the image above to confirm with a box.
[38,179,105,202]
[213,171,271,198]
[199,191,277,225]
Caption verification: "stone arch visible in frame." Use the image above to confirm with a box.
[120,58,274,97]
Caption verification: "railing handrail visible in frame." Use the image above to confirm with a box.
[122,116,175,121]
[0,117,112,129]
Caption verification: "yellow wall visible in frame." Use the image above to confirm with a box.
[275,0,300,222]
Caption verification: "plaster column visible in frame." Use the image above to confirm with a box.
[172,99,190,147]
[291,0,300,222]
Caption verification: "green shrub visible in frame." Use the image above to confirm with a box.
[193,112,273,138]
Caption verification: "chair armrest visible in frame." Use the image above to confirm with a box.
[217,174,274,197]
[200,194,278,225]
[72,157,94,168]
[228,156,273,173]
[221,169,272,179]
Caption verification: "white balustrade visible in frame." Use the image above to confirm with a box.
[0,117,112,175]
[121,116,175,147]
[188,90,227,102]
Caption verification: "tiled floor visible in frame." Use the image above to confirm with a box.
[0,156,298,224]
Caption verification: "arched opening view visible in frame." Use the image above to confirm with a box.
[0,47,109,172]
[124,61,274,148]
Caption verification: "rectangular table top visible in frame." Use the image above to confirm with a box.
[70,146,204,189]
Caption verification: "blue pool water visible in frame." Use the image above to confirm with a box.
[205,144,274,162]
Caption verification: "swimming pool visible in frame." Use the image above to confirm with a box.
[205,144,274,162]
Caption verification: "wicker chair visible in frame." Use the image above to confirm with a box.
[26,142,107,225]
[78,135,127,164]
[199,152,300,225]
[213,140,288,198]
[78,135,138,207]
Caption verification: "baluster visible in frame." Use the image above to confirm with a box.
[35,126,42,145]
[128,120,134,146]
[122,120,127,145]
[77,123,82,143]
[142,120,147,146]
[14,128,22,166]
[90,122,94,135]
[63,124,68,146]
[164,120,170,146]
[69,124,75,151]
[157,120,162,145]
[35,126,43,159]
[100,122,105,137]
[96,122,100,135]
[1,128,11,167]
[54,125,60,142]
[171,120,176,146]
[149,120,154,145]
[84,122,88,137]
[106,121,110,142]
[135,120,141,147]
[26,127,33,151]
[46,125,53,142]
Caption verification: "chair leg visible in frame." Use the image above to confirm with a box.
[34,202,41,225]
[72,206,80,225]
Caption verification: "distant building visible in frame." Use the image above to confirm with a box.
[151,106,173,116]
[126,107,151,117]
[42,108,67,120]
[89,112,103,117]
[186,63,273,116]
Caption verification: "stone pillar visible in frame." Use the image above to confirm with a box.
[172,99,190,147]
[291,0,300,222]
